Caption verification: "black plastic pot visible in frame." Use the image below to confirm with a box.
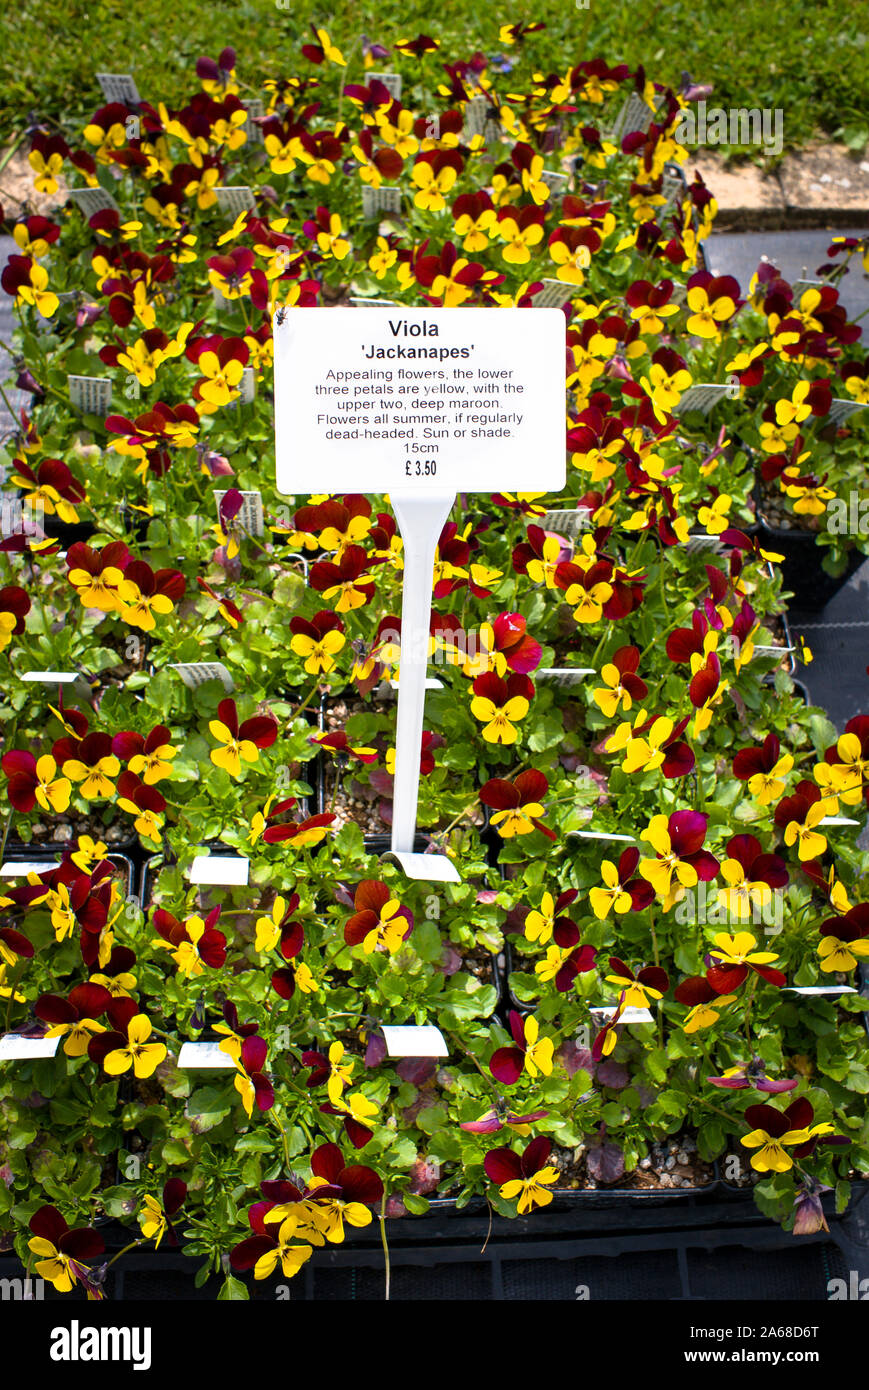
[0,848,135,896]
[757,511,864,610]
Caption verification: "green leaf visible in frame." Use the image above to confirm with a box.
[186,1087,233,1132]
[217,1275,250,1300]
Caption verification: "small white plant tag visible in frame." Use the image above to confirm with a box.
[68,187,120,217]
[177,1041,235,1069]
[215,186,256,217]
[215,489,264,536]
[68,376,112,414]
[96,73,141,105]
[381,1025,448,1057]
[189,854,249,886]
[361,185,402,219]
[169,661,234,692]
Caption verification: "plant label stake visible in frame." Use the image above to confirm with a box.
[274,306,565,881]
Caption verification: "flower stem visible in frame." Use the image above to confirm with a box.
[379,1188,391,1301]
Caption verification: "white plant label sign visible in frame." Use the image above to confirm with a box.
[215,489,264,536]
[361,185,402,219]
[274,306,566,494]
[369,72,402,99]
[96,72,141,105]
[0,1034,60,1060]
[189,855,249,886]
[215,186,256,217]
[381,1025,448,1057]
[274,306,565,881]
[674,382,738,416]
[530,279,576,309]
[177,1042,234,1069]
[169,661,234,692]
[68,187,120,217]
[68,376,112,414]
[241,99,264,144]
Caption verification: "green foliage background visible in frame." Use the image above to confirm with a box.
[0,0,867,152]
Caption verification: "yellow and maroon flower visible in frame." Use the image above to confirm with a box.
[60,732,121,800]
[706,931,786,993]
[290,611,346,675]
[673,976,739,1033]
[2,749,71,813]
[152,905,226,976]
[589,847,655,920]
[773,780,837,862]
[138,1179,187,1249]
[741,1098,841,1173]
[112,724,177,785]
[344,880,413,954]
[490,1011,555,1083]
[639,810,719,903]
[817,903,869,973]
[117,560,185,631]
[65,540,131,612]
[310,545,376,613]
[480,769,556,839]
[209,698,278,777]
[10,457,85,524]
[89,999,166,1078]
[1,253,59,317]
[470,671,534,745]
[605,957,669,1009]
[484,1137,559,1213]
[34,982,112,1057]
[28,1205,105,1296]
[260,798,336,848]
[732,732,793,805]
[461,1104,549,1135]
[116,771,166,843]
[593,645,648,718]
[717,834,788,921]
[685,271,742,339]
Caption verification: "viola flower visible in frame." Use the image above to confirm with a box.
[209,698,278,777]
[9,457,86,524]
[344,880,413,954]
[116,771,166,843]
[638,811,719,906]
[716,835,788,921]
[480,770,556,839]
[688,651,727,734]
[0,922,34,970]
[461,1105,549,1135]
[234,1035,275,1117]
[470,672,534,745]
[152,906,226,976]
[254,892,303,954]
[589,848,654,920]
[138,1180,187,1249]
[88,944,138,999]
[307,1040,356,1105]
[213,1001,261,1062]
[706,931,786,992]
[309,730,378,763]
[774,781,837,861]
[741,1098,837,1173]
[34,983,112,1057]
[557,561,613,623]
[732,733,793,806]
[198,569,243,623]
[66,540,130,612]
[625,277,679,335]
[0,253,59,317]
[261,807,336,848]
[112,725,178,784]
[793,1179,833,1236]
[2,750,71,813]
[484,1137,559,1214]
[60,733,121,800]
[28,1206,105,1296]
[322,1089,380,1149]
[230,1208,313,1282]
[490,1011,555,1083]
[300,1143,384,1241]
[0,585,30,652]
[309,545,375,613]
[673,977,739,1033]
[101,1012,167,1078]
[708,1059,799,1093]
[685,272,741,339]
[605,958,669,1009]
[522,889,578,945]
[290,611,346,675]
[592,646,648,718]
[605,710,695,778]
[512,524,568,589]
[411,151,460,211]
[462,612,542,678]
[816,717,869,807]
[117,560,185,631]
[817,903,869,973]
